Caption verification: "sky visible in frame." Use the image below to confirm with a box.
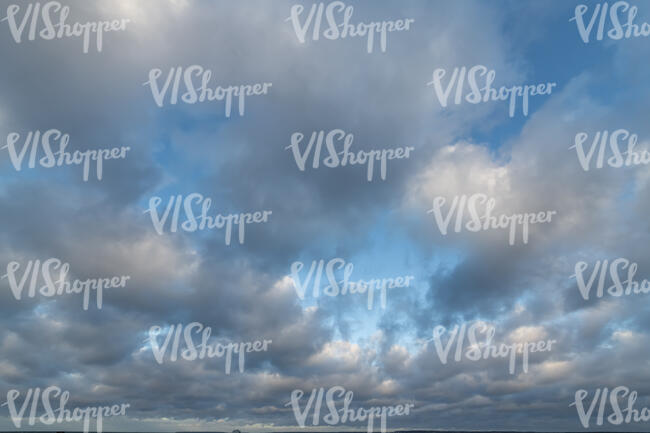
[1,0,650,431]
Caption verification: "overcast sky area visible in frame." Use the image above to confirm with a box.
[1,0,650,432]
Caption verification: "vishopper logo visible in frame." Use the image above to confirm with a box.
[2,130,130,181]
[145,322,272,374]
[285,386,414,433]
[286,129,415,182]
[571,386,650,428]
[427,65,556,118]
[144,193,272,245]
[427,193,557,246]
[286,1,415,53]
[289,258,414,310]
[1,258,130,310]
[571,1,650,44]
[570,129,650,171]
[425,322,556,375]
[0,386,130,433]
[143,65,272,118]
[1,2,130,53]
[571,258,650,300]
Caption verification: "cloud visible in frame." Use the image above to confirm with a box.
[2,1,650,432]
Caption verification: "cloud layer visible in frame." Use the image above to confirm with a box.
[1,0,650,431]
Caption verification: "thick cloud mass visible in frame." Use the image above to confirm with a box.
[1,0,649,432]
